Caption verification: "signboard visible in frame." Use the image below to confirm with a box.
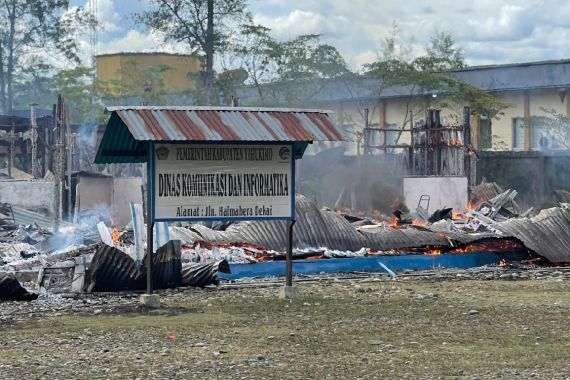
[152,143,294,222]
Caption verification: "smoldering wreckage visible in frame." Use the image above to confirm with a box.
[1,105,570,302]
[1,182,570,301]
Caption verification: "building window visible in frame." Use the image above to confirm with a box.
[512,118,525,149]
[530,120,553,150]
[478,118,492,149]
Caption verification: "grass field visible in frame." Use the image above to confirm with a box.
[1,278,570,379]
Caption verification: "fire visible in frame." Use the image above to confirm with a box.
[499,259,508,267]
[389,217,398,228]
[412,219,429,227]
[452,211,467,220]
[466,201,475,211]
[425,249,442,255]
[111,228,121,247]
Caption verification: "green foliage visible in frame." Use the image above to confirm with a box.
[48,66,103,124]
[231,25,349,105]
[13,64,103,124]
[135,0,248,104]
[363,27,510,121]
[231,24,278,88]
[274,34,349,82]
[425,30,466,70]
[135,0,248,54]
[446,81,511,119]
[0,0,93,112]
[216,67,248,103]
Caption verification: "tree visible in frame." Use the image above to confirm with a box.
[0,0,92,113]
[13,65,103,124]
[135,0,248,105]
[424,30,466,71]
[229,27,349,106]
[361,27,509,133]
[228,23,278,100]
[216,67,247,104]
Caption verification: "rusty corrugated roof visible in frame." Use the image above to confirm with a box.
[108,106,344,142]
[96,106,345,164]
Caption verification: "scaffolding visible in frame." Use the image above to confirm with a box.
[363,107,473,178]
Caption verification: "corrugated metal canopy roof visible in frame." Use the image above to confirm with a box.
[95,106,345,164]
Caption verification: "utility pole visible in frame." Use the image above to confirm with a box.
[30,103,38,178]
[7,123,15,178]
[54,95,67,228]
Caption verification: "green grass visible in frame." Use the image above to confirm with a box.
[1,280,570,379]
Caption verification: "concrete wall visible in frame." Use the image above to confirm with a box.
[77,177,113,211]
[113,177,143,227]
[326,87,569,154]
[477,151,570,207]
[402,176,468,213]
[96,53,201,96]
[76,176,143,227]
[0,180,54,215]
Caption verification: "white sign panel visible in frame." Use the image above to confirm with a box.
[153,143,293,221]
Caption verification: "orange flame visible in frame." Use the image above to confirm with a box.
[425,249,442,256]
[452,211,467,220]
[499,259,508,268]
[412,219,429,227]
[111,228,121,247]
[466,201,475,211]
[389,217,398,228]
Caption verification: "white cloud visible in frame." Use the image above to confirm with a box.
[95,0,123,33]
[98,29,188,55]
[73,0,570,70]
[254,10,349,40]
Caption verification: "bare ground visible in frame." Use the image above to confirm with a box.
[1,272,570,379]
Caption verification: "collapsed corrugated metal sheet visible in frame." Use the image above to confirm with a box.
[87,244,142,292]
[177,195,366,251]
[470,182,503,205]
[170,227,203,245]
[181,260,230,287]
[141,240,182,289]
[360,226,450,251]
[86,241,224,292]
[428,220,507,244]
[492,204,570,263]
[0,273,37,301]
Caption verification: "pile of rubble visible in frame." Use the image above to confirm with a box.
[170,187,570,266]
[2,182,570,302]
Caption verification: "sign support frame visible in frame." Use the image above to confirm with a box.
[146,141,298,296]
[146,141,155,295]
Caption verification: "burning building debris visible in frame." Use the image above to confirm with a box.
[1,186,570,301]
[0,103,569,301]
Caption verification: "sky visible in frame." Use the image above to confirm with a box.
[70,0,570,70]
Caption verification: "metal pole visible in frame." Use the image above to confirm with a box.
[8,123,14,178]
[463,106,473,188]
[30,103,38,178]
[363,108,369,155]
[66,128,73,220]
[146,159,154,294]
[285,219,296,287]
[409,110,414,174]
